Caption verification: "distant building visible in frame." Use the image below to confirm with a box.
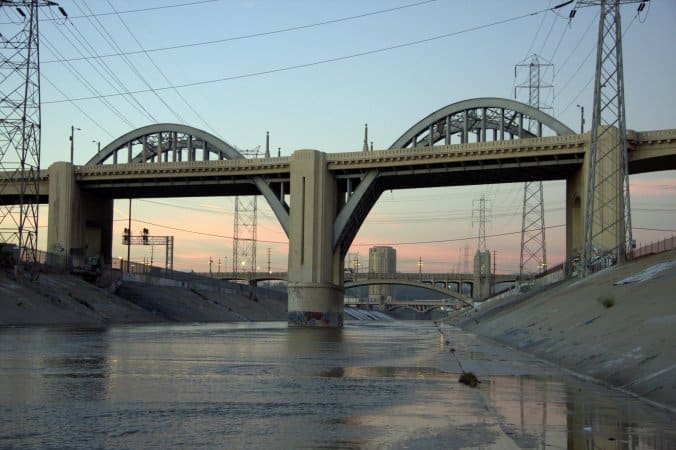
[368,246,396,304]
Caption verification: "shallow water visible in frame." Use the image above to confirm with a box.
[0,321,674,449]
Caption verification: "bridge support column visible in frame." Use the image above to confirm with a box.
[473,250,491,300]
[567,128,625,268]
[47,162,113,267]
[287,150,344,327]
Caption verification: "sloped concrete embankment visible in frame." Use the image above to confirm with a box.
[451,249,676,409]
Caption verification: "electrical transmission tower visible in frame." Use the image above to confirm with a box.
[232,145,260,275]
[571,0,645,272]
[514,54,553,277]
[0,1,63,265]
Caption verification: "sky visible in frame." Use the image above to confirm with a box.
[8,0,675,274]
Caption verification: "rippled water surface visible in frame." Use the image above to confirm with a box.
[1,321,674,449]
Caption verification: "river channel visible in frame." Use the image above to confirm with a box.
[1,321,674,449]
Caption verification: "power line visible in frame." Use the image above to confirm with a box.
[105,0,221,137]
[352,224,566,247]
[0,0,223,24]
[40,72,115,139]
[44,5,555,104]
[70,0,180,123]
[43,20,148,126]
[122,218,288,245]
[42,0,443,64]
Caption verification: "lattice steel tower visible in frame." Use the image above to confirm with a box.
[571,0,645,271]
[232,145,260,275]
[0,1,63,264]
[514,54,553,277]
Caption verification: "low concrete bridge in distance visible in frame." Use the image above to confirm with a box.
[345,297,462,314]
[198,270,516,301]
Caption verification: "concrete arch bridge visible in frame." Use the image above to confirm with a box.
[2,98,675,327]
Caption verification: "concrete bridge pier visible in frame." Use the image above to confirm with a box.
[47,162,113,267]
[566,128,626,265]
[287,150,344,327]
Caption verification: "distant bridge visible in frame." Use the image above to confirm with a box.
[345,297,461,314]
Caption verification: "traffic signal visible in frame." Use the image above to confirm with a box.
[123,227,130,245]
[142,228,149,245]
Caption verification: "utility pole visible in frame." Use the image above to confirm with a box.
[69,125,80,164]
[0,1,66,268]
[570,0,644,272]
[576,104,585,133]
[514,54,552,278]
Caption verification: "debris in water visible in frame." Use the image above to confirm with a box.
[458,371,480,387]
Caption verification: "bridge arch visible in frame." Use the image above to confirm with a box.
[334,98,575,254]
[344,279,472,306]
[390,97,574,149]
[87,123,290,235]
[86,123,246,165]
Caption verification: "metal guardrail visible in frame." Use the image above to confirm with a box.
[630,235,676,259]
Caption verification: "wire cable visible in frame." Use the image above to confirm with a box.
[105,0,221,137]
[42,0,444,64]
[0,0,223,24]
[44,5,557,104]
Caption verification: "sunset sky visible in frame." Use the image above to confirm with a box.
[23,0,676,273]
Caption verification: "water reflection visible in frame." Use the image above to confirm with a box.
[0,322,674,449]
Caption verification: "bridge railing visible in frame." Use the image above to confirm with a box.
[348,272,473,282]
[630,235,676,260]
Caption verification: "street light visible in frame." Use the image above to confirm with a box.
[92,140,100,153]
[70,125,81,163]
[576,104,585,134]
[418,256,424,280]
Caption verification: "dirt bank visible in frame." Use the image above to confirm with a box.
[449,249,676,409]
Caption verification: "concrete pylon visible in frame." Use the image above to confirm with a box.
[47,162,113,266]
[287,150,344,327]
[473,249,491,300]
[567,127,626,269]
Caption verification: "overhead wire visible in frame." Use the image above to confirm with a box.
[44,5,558,105]
[45,16,156,125]
[558,10,639,115]
[40,73,116,139]
[42,0,444,64]
[105,0,221,137]
[70,0,180,123]
[40,37,137,129]
[60,15,158,123]
[351,224,566,247]
[1,0,223,24]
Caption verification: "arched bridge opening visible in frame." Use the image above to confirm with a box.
[344,279,472,307]
[333,98,574,256]
[87,123,246,166]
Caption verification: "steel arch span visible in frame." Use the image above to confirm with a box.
[86,123,246,165]
[334,97,575,254]
[87,123,290,235]
[389,97,574,150]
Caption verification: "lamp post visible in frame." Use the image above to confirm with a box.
[92,140,100,153]
[418,256,424,281]
[576,104,585,134]
[70,125,81,163]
